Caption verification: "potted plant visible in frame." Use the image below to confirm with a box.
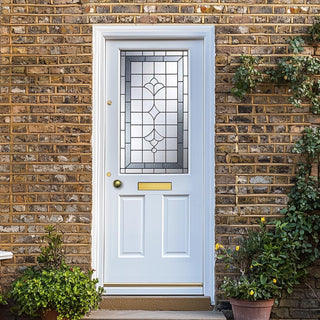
[9,225,103,320]
[216,218,304,320]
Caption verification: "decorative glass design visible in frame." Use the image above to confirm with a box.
[120,50,188,174]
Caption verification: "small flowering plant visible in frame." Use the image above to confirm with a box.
[216,218,299,302]
[9,225,103,320]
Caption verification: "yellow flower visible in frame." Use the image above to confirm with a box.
[249,290,254,296]
[236,246,240,251]
[250,265,253,269]
[273,278,277,284]
[261,217,266,223]
[215,243,220,250]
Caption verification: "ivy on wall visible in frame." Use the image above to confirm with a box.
[232,17,320,114]
[231,17,320,296]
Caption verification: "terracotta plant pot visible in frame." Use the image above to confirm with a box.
[41,309,68,320]
[229,298,274,320]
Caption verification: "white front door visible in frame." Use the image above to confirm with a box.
[93,26,215,300]
[104,39,205,295]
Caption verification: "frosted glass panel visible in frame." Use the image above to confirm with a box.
[120,50,188,174]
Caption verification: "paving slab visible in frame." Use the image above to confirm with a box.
[83,310,226,320]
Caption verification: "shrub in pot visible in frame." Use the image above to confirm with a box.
[216,218,315,320]
[9,225,104,320]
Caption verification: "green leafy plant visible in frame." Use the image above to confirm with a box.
[217,219,301,302]
[217,212,320,302]
[269,56,320,113]
[233,19,320,114]
[37,224,65,269]
[287,36,304,54]
[231,55,263,99]
[9,266,103,320]
[292,127,320,166]
[0,293,7,305]
[217,125,320,304]
[274,210,320,279]
[286,166,320,213]
[308,17,320,43]
[286,127,320,213]
[281,127,320,267]
[221,277,279,302]
[222,14,320,309]
[9,225,104,320]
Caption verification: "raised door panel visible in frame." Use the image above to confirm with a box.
[162,195,190,257]
[119,196,145,257]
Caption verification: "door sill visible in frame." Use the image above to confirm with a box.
[105,286,203,295]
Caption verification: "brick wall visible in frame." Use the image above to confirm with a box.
[0,0,319,319]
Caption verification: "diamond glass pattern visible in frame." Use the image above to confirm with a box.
[120,51,188,174]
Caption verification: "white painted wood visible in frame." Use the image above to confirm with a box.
[92,25,215,302]
[163,196,190,257]
[0,251,13,260]
[119,197,145,257]
[202,26,216,305]
[92,25,108,287]
[105,286,203,295]
[105,39,203,293]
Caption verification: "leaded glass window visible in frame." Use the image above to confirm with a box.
[120,50,188,174]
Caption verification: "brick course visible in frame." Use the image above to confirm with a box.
[0,0,319,319]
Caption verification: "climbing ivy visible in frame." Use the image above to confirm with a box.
[231,17,320,297]
[292,127,320,166]
[231,55,263,99]
[232,18,320,114]
[287,127,320,215]
[269,56,320,113]
[287,36,305,54]
[308,17,320,43]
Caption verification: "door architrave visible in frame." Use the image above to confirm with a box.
[92,25,216,303]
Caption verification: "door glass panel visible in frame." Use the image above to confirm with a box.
[120,50,189,174]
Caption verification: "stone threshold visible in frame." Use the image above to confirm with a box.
[83,310,226,320]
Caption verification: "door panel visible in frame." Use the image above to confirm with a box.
[163,195,190,257]
[119,196,145,257]
[104,40,204,295]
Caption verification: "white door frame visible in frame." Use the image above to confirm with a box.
[92,25,216,303]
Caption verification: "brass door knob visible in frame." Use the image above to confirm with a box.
[113,180,122,188]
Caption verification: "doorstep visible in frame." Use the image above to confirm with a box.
[83,310,226,320]
[99,296,212,311]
